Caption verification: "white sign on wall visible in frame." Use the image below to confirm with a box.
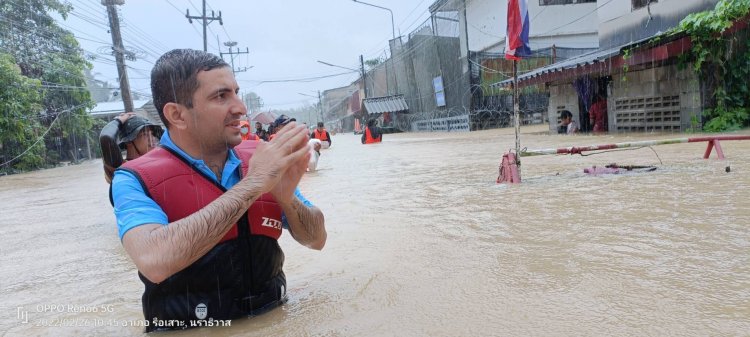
[433,76,446,107]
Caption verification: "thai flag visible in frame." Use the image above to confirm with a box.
[505,0,531,60]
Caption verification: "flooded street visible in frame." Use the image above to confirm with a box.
[2,125,749,336]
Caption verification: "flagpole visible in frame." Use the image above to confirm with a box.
[513,59,521,174]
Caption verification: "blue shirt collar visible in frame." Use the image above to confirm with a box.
[159,129,242,187]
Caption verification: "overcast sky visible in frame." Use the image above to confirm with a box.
[58,0,436,110]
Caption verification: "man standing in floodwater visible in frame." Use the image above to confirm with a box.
[111,49,327,332]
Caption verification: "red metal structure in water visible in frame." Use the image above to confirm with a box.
[497,135,750,184]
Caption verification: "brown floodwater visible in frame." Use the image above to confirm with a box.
[2,125,749,336]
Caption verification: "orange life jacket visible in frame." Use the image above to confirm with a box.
[364,126,382,144]
[313,129,329,142]
[240,121,257,141]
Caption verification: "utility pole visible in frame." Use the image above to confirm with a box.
[360,54,367,98]
[220,41,250,74]
[185,0,223,52]
[317,90,323,123]
[102,0,134,112]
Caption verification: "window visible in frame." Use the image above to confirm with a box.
[539,0,596,5]
[632,0,658,10]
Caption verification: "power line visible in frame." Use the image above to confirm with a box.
[237,71,357,85]
[0,102,92,168]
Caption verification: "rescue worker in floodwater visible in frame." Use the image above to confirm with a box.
[110,49,327,332]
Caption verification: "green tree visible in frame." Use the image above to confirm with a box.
[365,57,382,70]
[0,0,96,166]
[0,53,44,172]
[675,0,750,131]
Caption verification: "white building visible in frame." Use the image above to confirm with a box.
[462,0,599,55]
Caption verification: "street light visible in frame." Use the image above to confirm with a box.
[352,0,395,40]
[316,60,359,72]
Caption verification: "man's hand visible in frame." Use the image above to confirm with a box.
[245,122,310,195]
[270,141,309,203]
[116,112,136,124]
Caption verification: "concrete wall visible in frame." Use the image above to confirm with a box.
[322,83,358,121]
[609,64,702,132]
[398,35,464,115]
[546,64,702,133]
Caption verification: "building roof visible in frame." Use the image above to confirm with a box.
[89,99,152,116]
[362,95,409,115]
[492,46,622,88]
[490,32,696,89]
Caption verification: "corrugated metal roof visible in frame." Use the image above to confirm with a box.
[492,46,622,88]
[89,99,152,115]
[363,95,408,115]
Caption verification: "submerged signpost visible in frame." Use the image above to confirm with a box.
[497,0,531,184]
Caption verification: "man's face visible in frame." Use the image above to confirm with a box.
[186,67,246,149]
[255,122,262,130]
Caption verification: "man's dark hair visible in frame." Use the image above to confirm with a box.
[560,110,573,119]
[150,49,228,128]
[317,122,324,128]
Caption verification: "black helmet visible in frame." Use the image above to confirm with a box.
[119,116,163,148]
[271,114,296,128]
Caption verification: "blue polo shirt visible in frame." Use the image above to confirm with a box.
[112,130,311,240]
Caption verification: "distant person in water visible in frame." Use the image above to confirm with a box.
[558,110,578,134]
[361,119,382,144]
[99,112,163,184]
[589,94,608,133]
[269,115,296,140]
[239,120,259,140]
[311,122,332,149]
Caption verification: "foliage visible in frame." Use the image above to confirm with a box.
[702,107,749,132]
[365,58,382,70]
[672,0,750,131]
[0,0,95,170]
[0,53,45,172]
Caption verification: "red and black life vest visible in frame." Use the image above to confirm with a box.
[119,140,285,332]
[312,129,329,142]
[364,126,382,144]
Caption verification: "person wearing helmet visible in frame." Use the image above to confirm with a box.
[99,112,163,184]
[268,114,296,140]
